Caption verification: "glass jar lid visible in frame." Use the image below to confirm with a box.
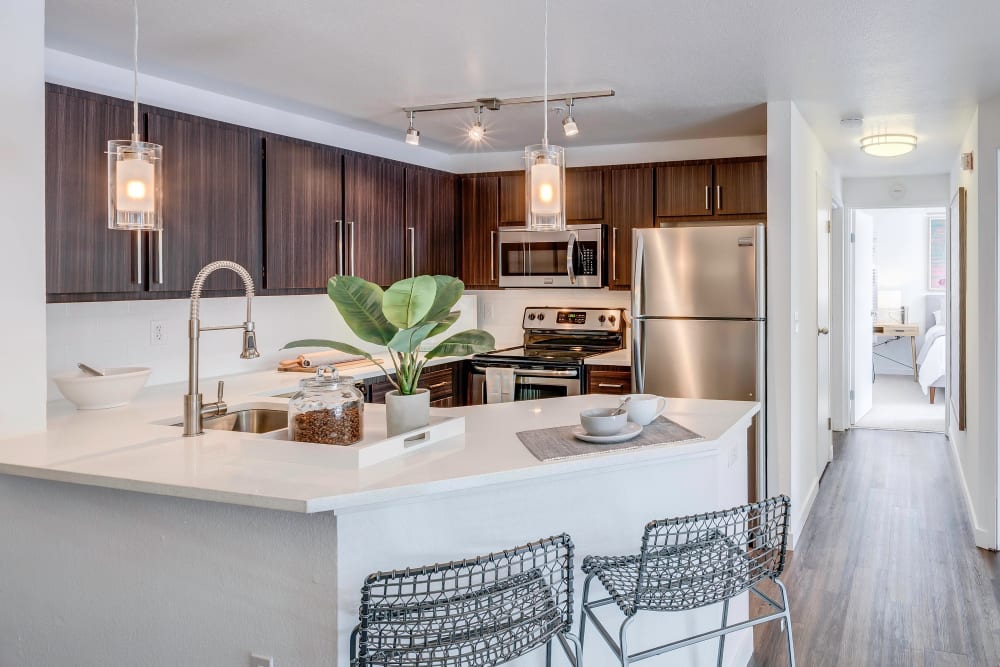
[299,366,355,389]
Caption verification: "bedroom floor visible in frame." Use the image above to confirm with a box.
[854,374,945,432]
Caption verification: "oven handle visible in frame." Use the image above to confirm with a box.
[471,365,578,378]
[566,231,578,285]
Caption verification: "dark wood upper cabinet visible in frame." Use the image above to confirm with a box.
[145,108,258,292]
[499,172,525,224]
[656,163,713,217]
[714,159,766,216]
[566,169,604,221]
[344,153,405,286]
[263,135,343,290]
[405,168,457,278]
[45,85,145,296]
[609,167,654,290]
[460,176,499,288]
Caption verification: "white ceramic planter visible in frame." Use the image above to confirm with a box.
[385,388,431,437]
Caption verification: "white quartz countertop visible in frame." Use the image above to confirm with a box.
[0,363,757,515]
[584,348,632,367]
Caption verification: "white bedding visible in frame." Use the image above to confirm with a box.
[917,324,945,365]
[918,333,946,395]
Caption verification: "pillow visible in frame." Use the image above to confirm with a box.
[933,310,944,326]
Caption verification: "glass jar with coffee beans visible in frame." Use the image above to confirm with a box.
[288,367,364,445]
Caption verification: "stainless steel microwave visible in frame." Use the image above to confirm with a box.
[497,224,604,288]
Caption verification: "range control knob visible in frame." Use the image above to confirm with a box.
[598,315,607,323]
[537,313,545,321]
[528,313,536,321]
[609,315,617,324]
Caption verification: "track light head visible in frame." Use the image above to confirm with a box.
[469,107,485,142]
[562,115,578,137]
[404,111,420,146]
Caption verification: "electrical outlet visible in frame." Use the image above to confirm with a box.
[250,655,273,667]
[150,320,166,345]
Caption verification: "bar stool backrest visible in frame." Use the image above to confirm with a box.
[634,495,791,613]
[354,534,574,667]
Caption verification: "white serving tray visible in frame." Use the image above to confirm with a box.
[257,413,466,468]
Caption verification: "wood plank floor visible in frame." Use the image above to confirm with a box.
[750,428,1000,666]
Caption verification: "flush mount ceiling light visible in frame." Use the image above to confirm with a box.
[107,0,162,231]
[860,132,917,157]
[524,0,566,231]
[468,106,486,142]
[404,111,420,146]
[562,99,579,137]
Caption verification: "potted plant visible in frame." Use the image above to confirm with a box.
[285,274,495,436]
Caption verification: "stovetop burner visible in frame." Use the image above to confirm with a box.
[473,307,627,366]
[479,346,594,363]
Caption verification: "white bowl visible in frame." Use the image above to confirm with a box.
[580,407,628,437]
[53,367,152,410]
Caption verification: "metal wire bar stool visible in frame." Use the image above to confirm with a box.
[579,496,794,666]
[350,534,581,667]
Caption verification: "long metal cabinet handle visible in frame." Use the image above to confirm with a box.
[347,221,355,275]
[490,230,496,282]
[716,185,722,210]
[408,226,416,277]
[336,220,344,275]
[154,229,164,284]
[597,383,624,389]
[611,227,618,281]
[472,365,578,378]
[133,230,143,285]
[566,231,578,285]
[705,185,710,211]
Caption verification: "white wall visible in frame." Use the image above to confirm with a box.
[767,101,842,546]
[859,207,945,374]
[0,1,47,436]
[843,174,950,209]
[948,103,1000,550]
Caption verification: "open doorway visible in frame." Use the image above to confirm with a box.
[849,207,947,432]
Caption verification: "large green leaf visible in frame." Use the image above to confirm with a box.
[424,276,465,323]
[327,276,397,345]
[427,311,460,337]
[425,329,496,359]
[387,322,438,354]
[282,339,375,361]
[382,276,438,329]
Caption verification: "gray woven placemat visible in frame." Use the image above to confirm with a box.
[517,416,704,462]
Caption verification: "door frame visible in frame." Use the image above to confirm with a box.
[816,178,835,473]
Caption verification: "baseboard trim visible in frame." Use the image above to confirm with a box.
[790,477,820,550]
[946,424,995,549]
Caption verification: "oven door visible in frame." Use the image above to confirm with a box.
[469,365,582,404]
[498,226,603,288]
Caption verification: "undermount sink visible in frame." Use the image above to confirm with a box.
[172,408,288,434]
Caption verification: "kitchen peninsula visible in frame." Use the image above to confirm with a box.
[0,369,758,667]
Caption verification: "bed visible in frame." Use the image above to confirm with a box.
[917,295,946,403]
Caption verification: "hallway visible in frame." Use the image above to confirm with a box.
[751,429,1000,665]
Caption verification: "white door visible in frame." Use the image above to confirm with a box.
[817,178,833,474]
[852,211,875,422]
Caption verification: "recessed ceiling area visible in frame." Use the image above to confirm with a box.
[45,0,1000,176]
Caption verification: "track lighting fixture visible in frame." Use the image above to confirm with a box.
[562,100,579,137]
[469,107,485,142]
[405,111,420,146]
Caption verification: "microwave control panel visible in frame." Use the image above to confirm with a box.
[578,241,598,276]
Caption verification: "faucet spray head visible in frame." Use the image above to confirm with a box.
[241,324,260,359]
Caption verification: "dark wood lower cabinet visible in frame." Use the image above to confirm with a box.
[585,366,632,395]
[366,362,461,407]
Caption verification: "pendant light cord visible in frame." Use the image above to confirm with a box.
[542,0,549,147]
[132,0,140,142]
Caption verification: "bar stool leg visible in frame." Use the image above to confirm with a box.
[546,639,553,667]
[716,598,730,667]
[579,573,596,649]
[776,579,796,667]
[618,615,636,666]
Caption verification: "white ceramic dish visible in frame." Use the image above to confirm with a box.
[572,422,643,444]
[54,367,152,410]
[579,407,628,436]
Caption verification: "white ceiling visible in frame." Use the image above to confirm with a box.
[45,0,1000,177]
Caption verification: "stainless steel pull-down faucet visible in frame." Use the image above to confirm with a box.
[183,261,260,436]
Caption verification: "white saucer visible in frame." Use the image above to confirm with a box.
[572,422,643,444]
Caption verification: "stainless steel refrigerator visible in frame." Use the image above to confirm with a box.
[632,223,765,498]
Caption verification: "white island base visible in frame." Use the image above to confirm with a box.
[0,383,757,667]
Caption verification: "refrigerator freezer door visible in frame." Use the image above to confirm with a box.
[633,225,764,319]
[633,318,763,401]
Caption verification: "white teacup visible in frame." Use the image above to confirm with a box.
[626,394,667,425]
[580,408,628,436]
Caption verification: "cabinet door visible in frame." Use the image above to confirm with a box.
[499,172,525,224]
[405,168,457,277]
[146,109,258,292]
[714,160,766,216]
[566,169,604,221]
[263,136,343,289]
[460,176,499,287]
[344,153,406,286]
[45,86,145,296]
[609,168,654,289]
[655,163,713,217]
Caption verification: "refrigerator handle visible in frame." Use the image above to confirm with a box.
[632,231,645,317]
[756,223,766,316]
[632,318,644,392]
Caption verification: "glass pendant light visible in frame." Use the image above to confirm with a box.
[108,0,162,231]
[524,0,566,231]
